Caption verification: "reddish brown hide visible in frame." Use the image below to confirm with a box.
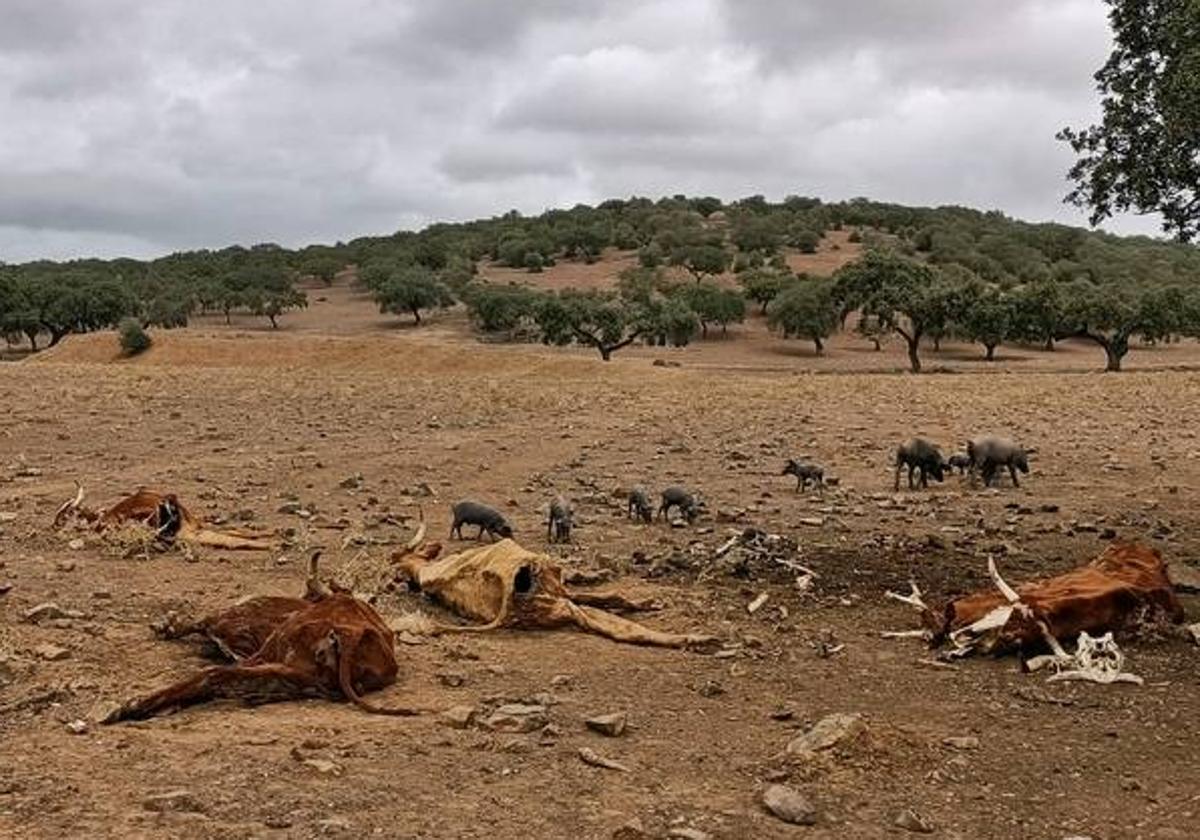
[938,543,1184,652]
[103,553,417,723]
[54,485,273,551]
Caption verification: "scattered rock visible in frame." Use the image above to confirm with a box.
[439,705,476,729]
[0,512,18,523]
[762,784,817,826]
[92,590,112,600]
[786,712,867,755]
[301,758,343,776]
[746,592,769,614]
[1039,503,1060,513]
[943,735,980,751]
[586,712,627,737]
[696,679,724,698]
[894,809,935,833]
[24,603,67,623]
[578,747,630,772]
[666,829,710,840]
[143,790,204,813]
[339,474,363,489]
[0,582,13,596]
[797,516,825,527]
[436,670,467,688]
[482,704,548,733]
[67,538,85,551]
[56,560,76,573]
[612,817,647,839]
[65,719,89,735]
[34,643,70,661]
[1185,623,1200,646]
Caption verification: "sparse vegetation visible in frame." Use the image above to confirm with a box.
[117,317,151,356]
[767,277,839,355]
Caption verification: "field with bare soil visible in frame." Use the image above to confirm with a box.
[2,266,1199,840]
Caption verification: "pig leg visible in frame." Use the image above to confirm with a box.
[570,590,663,613]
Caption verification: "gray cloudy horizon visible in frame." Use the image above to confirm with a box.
[0,0,1162,263]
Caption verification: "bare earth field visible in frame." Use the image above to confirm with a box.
[2,261,1200,840]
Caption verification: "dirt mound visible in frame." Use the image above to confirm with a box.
[26,329,610,379]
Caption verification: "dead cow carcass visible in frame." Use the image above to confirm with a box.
[891,543,1184,664]
[395,538,715,648]
[103,528,429,723]
[54,484,273,551]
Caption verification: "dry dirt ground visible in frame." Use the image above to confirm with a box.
[2,259,1200,840]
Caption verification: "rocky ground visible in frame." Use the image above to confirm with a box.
[2,294,1199,839]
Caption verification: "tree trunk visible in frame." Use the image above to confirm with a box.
[412,308,422,325]
[872,337,881,351]
[224,309,231,325]
[24,329,38,352]
[49,328,69,347]
[1105,344,1124,372]
[985,343,996,361]
[599,345,612,362]
[269,314,278,329]
[907,337,922,373]
[814,336,824,356]
[1044,336,1055,351]
[933,335,941,352]
[700,323,708,338]
[721,323,728,336]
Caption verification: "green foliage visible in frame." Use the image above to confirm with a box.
[462,283,541,335]
[766,278,839,355]
[833,250,959,372]
[1010,278,1069,350]
[645,296,699,347]
[1059,0,1200,241]
[117,317,151,356]
[671,243,730,283]
[673,283,746,337]
[731,216,783,253]
[299,252,343,285]
[524,251,545,273]
[1063,280,1196,370]
[616,266,667,305]
[737,268,796,314]
[637,242,664,268]
[373,266,454,325]
[535,289,649,361]
[791,229,821,254]
[958,281,1015,360]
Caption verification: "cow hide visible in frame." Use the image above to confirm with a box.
[55,484,273,551]
[103,552,420,722]
[935,543,1185,655]
[394,539,715,649]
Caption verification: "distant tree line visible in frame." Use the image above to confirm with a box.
[3,194,1199,370]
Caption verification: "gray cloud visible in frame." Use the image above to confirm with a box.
[0,0,1163,262]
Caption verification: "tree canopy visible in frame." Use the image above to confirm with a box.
[1059,0,1200,241]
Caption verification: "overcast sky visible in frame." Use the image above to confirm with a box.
[0,0,1160,262]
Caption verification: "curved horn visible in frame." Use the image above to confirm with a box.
[305,550,329,599]
[406,507,426,550]
[53,482,85,526]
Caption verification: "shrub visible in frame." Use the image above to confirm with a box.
[117,318,151,356]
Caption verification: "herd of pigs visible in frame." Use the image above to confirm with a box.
[43,433,1034,725]
[456,435,1030,545]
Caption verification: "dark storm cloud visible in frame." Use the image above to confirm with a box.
[0,0,1161,262]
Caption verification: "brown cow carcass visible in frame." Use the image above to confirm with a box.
[889,543,1185,679]
[393,538,715,648]
[54,484,273,551]
[103,524,430,723]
